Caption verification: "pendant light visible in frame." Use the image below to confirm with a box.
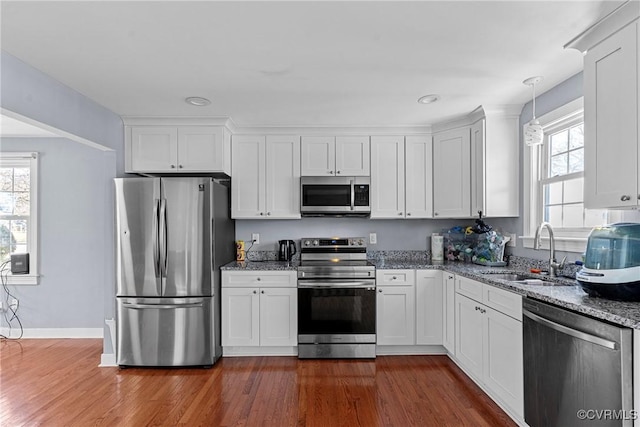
[523,76,544,146]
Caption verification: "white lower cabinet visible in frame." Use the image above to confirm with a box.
[415,270,443,345]
[442,272,455,353]
[453,275,524,419]
[376,270,415,345]
[221,271,297,352]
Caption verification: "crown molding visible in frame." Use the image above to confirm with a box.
[565,0,640,53]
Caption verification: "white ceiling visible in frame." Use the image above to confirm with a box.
[0,1,625,128]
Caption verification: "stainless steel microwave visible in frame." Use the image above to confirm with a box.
[300,176,371,216]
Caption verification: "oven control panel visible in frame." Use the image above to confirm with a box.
[301,237,366,248]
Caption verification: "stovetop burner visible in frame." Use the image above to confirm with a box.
[298,237,374,279]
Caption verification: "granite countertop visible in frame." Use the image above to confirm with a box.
[221,256,640,330]
[221,260,299,271]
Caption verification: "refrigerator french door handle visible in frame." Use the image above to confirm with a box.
[122,302,204,310]
[153,199,160,279]
[159,198,168,279]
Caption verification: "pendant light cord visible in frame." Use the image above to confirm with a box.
[532,82,537,121]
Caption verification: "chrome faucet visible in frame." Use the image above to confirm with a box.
[533,222,566,278]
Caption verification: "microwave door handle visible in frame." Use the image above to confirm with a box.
[350,179,355,211]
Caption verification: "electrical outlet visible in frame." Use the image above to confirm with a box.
[507,233,516,247]
[9,298,18,311]
[251,233,260,245]
[369,233,377,245]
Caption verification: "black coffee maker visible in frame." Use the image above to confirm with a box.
[278,240,297,261]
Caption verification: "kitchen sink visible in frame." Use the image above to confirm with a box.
[481,271,574,286]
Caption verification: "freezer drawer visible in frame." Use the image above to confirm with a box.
[117,297,216,367]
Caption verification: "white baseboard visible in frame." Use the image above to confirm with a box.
[100,353,117,367]
[0,327,103,339]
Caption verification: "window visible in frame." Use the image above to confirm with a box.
[523,98,637,252]
[540,117,610,230]
[0,152,38,284]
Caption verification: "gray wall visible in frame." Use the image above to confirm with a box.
[0,138,114,329]
[1,51,122,356]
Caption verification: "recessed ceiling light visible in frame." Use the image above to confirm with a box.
[185,96,211,107]
[417,94,440,104]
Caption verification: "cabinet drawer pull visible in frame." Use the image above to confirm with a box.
[621,195,631,201]
[256,277,261,281]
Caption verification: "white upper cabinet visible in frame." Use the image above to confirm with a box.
[370,135,433,219]
[472,109,519,217]
[335,136,371,176]
[568,4,640,209]
[433,127,471,218]
[433,106,519,218]
[370,136,405,218]
[301,136,370,176]
[126,124,230,174]
[177,127,228,172]
[405,135,434,218]
[231,135,301,219]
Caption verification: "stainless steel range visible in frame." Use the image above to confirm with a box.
[297,237,376,359]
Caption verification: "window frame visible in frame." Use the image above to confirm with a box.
[0,152,39,285]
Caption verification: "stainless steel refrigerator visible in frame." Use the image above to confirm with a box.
[115,177,235,367]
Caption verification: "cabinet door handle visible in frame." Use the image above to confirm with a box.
[327,171,333,174]
[253,290,257,294]
[267,212,271,216]
[398,212,403,216]
[392,276,397,280]
[434,212,439,216]
[170,164,176,169]
[407,212,411,216]
[336,170,341,174]
[378,289,383,293]
[261,290,265,294]
[259,212,264,216]
[621,195,631,201]
[178,164,183,169]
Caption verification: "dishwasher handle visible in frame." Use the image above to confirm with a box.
[523,309,617,350]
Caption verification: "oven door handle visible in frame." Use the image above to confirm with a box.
[298,280,376,289]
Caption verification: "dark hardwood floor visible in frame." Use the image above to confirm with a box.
[1,339,516,426]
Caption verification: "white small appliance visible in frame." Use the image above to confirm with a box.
[576,223,640,301]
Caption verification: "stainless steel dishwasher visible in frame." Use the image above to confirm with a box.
[523,298,633,427]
